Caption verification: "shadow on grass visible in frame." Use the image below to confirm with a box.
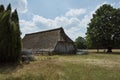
[0,63,23,74]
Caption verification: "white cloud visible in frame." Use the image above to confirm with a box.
[20,2,111,40]
[65,8,86,17]
[0,0,28,13]
[33,15,55,27]
[20,13,86,40]
[81,15,90,27]
[17,0,28,13]
[32,15,81,29]
[20,20,39,37]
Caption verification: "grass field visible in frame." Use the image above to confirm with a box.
[0,52,120,80]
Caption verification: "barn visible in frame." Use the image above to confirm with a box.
[22,27,76,54]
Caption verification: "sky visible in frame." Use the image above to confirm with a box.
[0,0,120,41]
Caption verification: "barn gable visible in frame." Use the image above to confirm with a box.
[22,27,76,54]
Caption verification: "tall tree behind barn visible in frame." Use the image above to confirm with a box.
[22,27,76,54]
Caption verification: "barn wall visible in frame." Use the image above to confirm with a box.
[54,41,76,54]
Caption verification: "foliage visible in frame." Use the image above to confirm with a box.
[75,36,87,49]
[86,4,120,52]
[0,4,21,63]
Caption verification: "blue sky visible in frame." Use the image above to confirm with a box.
[0,0,120,40]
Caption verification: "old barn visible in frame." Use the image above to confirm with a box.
[22,27,76,54]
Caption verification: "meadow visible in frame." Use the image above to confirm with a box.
[0,50,120,80]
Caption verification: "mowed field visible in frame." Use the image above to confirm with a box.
[0,50,120,80]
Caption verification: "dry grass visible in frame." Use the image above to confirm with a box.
[0,52,120,80]
[59,53,120,69]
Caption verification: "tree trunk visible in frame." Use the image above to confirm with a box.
[107,47,112,53]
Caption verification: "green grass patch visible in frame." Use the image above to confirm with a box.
[0,53,120,80]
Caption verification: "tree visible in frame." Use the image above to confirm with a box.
[0,5,4,12]
[75,36,87,49]
[86,4,120,52]
[0,4,21,63]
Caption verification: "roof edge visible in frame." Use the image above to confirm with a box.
[26,27,63,35]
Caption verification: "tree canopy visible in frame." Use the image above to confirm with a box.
[0,4,21,63]
[75,36,86,49]
[86,4,120,52]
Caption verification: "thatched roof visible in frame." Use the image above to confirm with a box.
[22,27,73,49]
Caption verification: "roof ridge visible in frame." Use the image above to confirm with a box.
[26,27,63,35]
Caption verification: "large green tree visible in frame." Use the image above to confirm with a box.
[86,4,120,52]
[75,36,87,49]
[0,4,21,63]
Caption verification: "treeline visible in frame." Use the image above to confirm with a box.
[75,4,120,52]
[75,36,120,49]
[0,4,21,63]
